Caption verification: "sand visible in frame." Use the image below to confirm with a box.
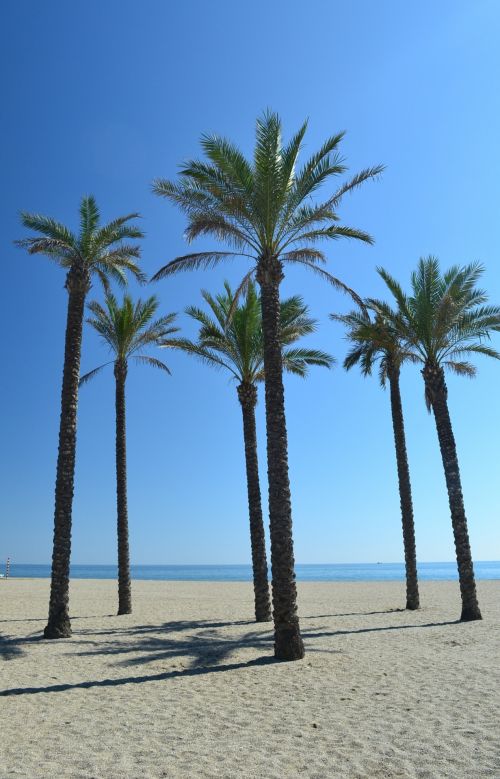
[0,579,498,779]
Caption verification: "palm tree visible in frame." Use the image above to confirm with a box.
[163,281,333,623]
[373,257,500,621]
[151,111,382,660]
[332,308,420,610]
[80,294,178,615]
[16,196,145,638]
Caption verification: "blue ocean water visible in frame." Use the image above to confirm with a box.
[5,561,500,581]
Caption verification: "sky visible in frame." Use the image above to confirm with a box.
[1,0,499,566]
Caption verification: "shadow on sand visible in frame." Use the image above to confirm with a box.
[0,612,458,697]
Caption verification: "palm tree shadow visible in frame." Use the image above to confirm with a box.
[303,608,405,619]
[0,632,44,660]
[0,635,25,661]
[0,615,458,697]
[0,615,115,624]
[301,620,459,640]
[73,620,276,670]
[0,655,278,697]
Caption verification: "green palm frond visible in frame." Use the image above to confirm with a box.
[281,248,326,264]
[152,111,382,289]
[92,215,143,251]
[184,214,254,249]
[17,197,144,290]
[159,337,239,377]
[285,258,364,307]
[281,347,335,378]
[132,356,171,374]
[225,268,257,325]
[328,165,385,208]
[333,304,409,387]
[18,213,77,247]
[374,256,500,384]
[79,196,100,252]
[200,133,255,196]
[170,280,333,386]
[292,225,374,245]
[79,362,114,386]
[81,294,178,382]
[151,252,245,282]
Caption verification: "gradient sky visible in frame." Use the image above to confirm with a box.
[1,0,499,566]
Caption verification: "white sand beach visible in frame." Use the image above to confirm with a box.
[1,579,499,779]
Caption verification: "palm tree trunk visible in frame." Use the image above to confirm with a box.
[237,382,272,622]
[115,360,132,615]
[423,362,481,621]
[256,258,304,661]
[387,363,419,610]
[44,266,89,639]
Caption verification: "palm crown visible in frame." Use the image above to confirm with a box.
[152,111,383,301]
[332,308,419,386]
[80,294,178,383]
[162,281,334,383]
[371,257,500,384]
[16,195,146,289]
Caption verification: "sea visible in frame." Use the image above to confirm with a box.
[5,561,500,581]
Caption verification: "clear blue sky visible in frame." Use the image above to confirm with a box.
[1,0,499,565]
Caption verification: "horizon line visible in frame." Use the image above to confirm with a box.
[7,560,499,567]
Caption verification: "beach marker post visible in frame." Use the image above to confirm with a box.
[5,557,11,578]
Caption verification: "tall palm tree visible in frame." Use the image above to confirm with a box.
[151,111,382,660]
[163,281,333,623]
[16,196,145,638]
[373,257,500,621]
[332,308,420,610]
[80,294,178,615]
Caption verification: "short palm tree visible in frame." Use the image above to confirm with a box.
[373,257,500,621]
[163,281,333,623]
[332,308,420,610]
[80,294,178,615]
[16,196,144,638]
[152,111,382,660]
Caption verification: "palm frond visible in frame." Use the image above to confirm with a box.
[79,196,100,248]
[226,268,257,326]
[86,294,177,365]
[151,252,243,282]
[281,248,326,264]
[328,165,385,208]
[17,199,144,289]
[443,361,476,377]
[13,237,77,264]
[281,347,335,377]
[79,362,113,386]
[200,133,255,195]
[132,355,171,374]
[18,212,77,246]
[184,214,256,250]
[284,258,364,307]
[162,337,240,378]
[294,225,374,245]
[152,113,379,298]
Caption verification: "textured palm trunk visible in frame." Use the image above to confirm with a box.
[115,360,132,615]
[237,382,272,622]
[256,258,304,661]
[423,362,481,621]
[44,266,89,639]
[387,362,420,610]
